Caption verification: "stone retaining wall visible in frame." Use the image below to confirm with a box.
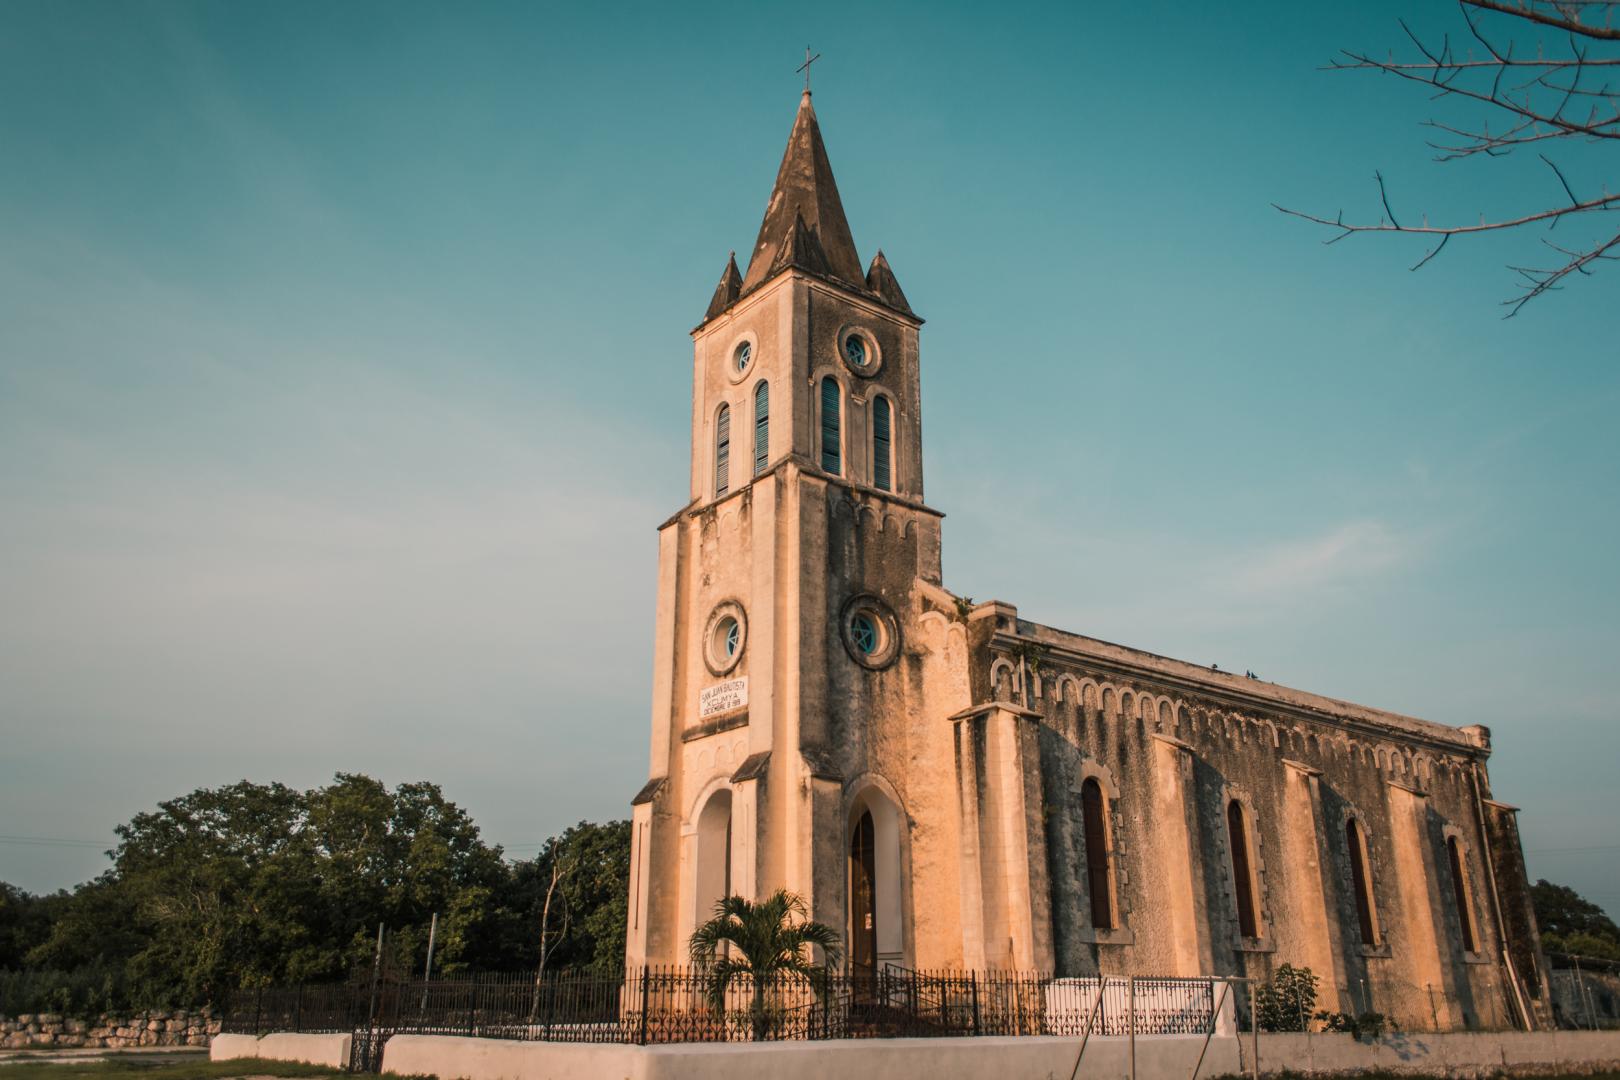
[0,1009,218,1049]
[1247,1029,1620,1076]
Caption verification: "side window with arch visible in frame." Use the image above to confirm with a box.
[1080,778,1115,930]
[872,395,892,492]
[753,381,769,476]
[820,376,841,474]
[1346,818,1379,945]
[1447,836,1479,953]
[714,403,730,498]
[1227,799,1260,938]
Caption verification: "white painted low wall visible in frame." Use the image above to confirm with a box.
[208,1034,261,1062]
[1250,1029,1620,1075]
[207,1031,352,1069]
[380,1032,1242,1080]
[372,1025,1620,1080]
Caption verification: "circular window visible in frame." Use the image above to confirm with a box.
[843,334,866,367]
[839,594,900,670]
[704,601,748,676]
[851,613,878,655]
[719,617,740,658]
[727,334,758,384]
[837,325,882,376]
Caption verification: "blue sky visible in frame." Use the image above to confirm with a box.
[2,0,1616,920]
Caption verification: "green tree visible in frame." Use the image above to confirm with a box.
[688,890,841,1041]
[3,777,637,1016]
[0,884,66,970]
[504,820,631,974]
[21,774,517,1006]
[1254,963,1319,1032]
[1532,880,1620,943]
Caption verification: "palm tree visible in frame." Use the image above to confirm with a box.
[688,889,842,1040]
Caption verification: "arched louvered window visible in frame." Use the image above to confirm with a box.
[1227,799,1260,938]
[752,381,769,476]
[1447,836,1478,953]
[873,395,892,492]
[820,376,841,474]
[1080,778,1114,930]
[1346,819,1378,945]
[714,403,731,498]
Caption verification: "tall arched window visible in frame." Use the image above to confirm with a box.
[820,376,841,474]
[1080,778,1114,930]
[714,403,731,498]
[1346,819,1378,945]
[752,381,769,476]
[1227,799,1260,938]
[872,395,893,492]
[1447,836,1478,953]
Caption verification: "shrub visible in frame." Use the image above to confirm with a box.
[1254,963,1319,1032]
[1317,1009,1392,1040]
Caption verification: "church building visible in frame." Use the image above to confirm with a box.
[623,89,1553,1033]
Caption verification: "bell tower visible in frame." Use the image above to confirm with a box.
[625,89,948,969]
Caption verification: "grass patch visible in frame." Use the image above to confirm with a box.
[0,1057,341,1080]
[1249,1074,1620,1080]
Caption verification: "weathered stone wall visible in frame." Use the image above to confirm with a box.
[0,1009,217,1049]
[974,608,1537,1033]
[1550,968,1620,1029]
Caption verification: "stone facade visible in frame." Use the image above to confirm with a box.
[0,1009,217,1049]
[624,89,1552,1034]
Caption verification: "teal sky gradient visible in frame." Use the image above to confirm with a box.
[2,1,1616,918]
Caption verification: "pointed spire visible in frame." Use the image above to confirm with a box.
[865,250,913,316]
[705,252,742,321]
[740,92,865,293]
[771,210,831,279]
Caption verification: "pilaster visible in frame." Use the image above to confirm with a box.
[1281,759,1343,1011]
[1387,779,1453,1029]
[950,703,1053,971]
[1151,733,1209,977]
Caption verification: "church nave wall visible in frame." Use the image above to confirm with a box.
[969,617,1530,1032]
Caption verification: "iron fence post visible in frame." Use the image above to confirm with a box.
[254,986,262,1037]
[638,967,651,1046]
[910,969,919,1033]
[970,971,980,1035]
[1128,976,1136,1080]
[294,983,303,1033]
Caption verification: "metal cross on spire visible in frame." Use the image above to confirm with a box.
[797,47,821,93]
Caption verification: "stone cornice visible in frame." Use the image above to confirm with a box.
[987,626,1481,758]
[630,776,666,806]
[948,701,1042,723]
[663,457,945,529]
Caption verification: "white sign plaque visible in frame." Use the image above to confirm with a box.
[700,677,748,719]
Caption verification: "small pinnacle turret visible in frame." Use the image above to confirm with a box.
[865,250,912,316]
[705,253,742,322]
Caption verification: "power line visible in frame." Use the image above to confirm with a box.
[0,834,110,849]
[1525,844,1620,854]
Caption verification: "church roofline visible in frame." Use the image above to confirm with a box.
[987,615,1483,755]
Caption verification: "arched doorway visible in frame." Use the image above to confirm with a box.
[847,782,906,975]
[850,809,877,973]
[694,789,733,930]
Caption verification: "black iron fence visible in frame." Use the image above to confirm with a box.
[222,966,1220,1060]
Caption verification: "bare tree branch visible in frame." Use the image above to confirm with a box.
[1279,0,1618,313]
[1463,0,1620,41]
